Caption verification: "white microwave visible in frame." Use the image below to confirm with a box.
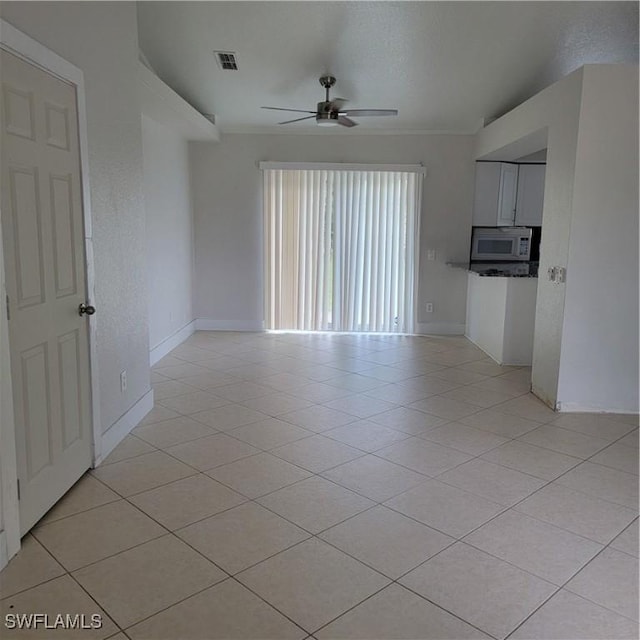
[471,227,532,261]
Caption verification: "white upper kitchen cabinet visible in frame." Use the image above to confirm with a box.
[515,164,546,226]
[472,162,519,226]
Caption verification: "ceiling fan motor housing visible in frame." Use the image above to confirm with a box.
[316,101,340,126]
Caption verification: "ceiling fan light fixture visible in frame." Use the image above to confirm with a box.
[316,111,339,126]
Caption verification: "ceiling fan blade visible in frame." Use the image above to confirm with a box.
[337,116,358,128]
[262,106,316,114]
[342,109,399,117]
[278,115,316,125]
[331,98,348,109]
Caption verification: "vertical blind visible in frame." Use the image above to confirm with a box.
[263,165,422,333]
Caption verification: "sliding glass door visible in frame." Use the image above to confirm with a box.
[263,164,422,333]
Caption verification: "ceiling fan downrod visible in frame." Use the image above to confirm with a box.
[319,75,336,103]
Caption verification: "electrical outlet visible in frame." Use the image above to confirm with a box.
[120,370,127,393]
[425,302,434,313]
[548,266,567,284]
[426,249,436,261]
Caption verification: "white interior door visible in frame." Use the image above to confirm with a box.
[1,49,93,534]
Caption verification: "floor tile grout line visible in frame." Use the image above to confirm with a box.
[366,418,537,485]
[116,579,233,634]
[136,488,254,534]
[442,455,606,544]
[0,536,126,635]
[64,566,128,635]
[561,578,640,624]
[6,460,564,631]
[0,572,68,603]
[33,471,135,525]
[117,501,312,633]
[503,534,640,638]
[115,432,262,479]
[370,431,623,578]
[605,515,640,560]
[33,493,123,528]
[11,334,637,637]
[315,523,459,583]
[314,573,502,640]
[203,455,316,495]
[131,426,227,452]
[149,346,636,546]
[316,496,634,639]
[507,501,637,547]
[67,497,256,632]
[91,465,203,500]
[519,424,640,509]
[215,573,311,638]
[177,519,312,578]
[92,466,263,530]
[374,408,637,513]
[250,479,382,538]
[32,519,168,576]
[114,568,311,638]
[389,581,503,640]
[223,510,502,640]
[380,499,512,545]
[30,471,231,577]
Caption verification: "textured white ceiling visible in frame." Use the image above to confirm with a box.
[137,1,638,133]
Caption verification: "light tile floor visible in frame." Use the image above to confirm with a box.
[1,331,638,639]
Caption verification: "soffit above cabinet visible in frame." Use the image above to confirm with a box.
[138,61,220,142]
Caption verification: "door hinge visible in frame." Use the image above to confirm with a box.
[17,478,20,500]
[5,294,9,321]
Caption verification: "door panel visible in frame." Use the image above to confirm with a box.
[21,342,52,478]
[1,49,92,534]
[58,330,82,448]
[44,103,70,150]
[8,166,44,307]
[3,84,35,140]
[50,174,78,297]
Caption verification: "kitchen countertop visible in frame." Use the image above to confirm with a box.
[447,261,539,278]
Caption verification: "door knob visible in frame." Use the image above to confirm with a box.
[79,303,96,316]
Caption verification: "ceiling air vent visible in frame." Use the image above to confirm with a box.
[214,51,238,71]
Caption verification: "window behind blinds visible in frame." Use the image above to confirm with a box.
[263,166,422,333]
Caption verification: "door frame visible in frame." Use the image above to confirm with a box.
[0,19,101,566]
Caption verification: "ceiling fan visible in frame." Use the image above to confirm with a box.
[261,75,398,128]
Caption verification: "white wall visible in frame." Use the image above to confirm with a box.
[466,273,508,363]
[557,66,639,413]
[0,2,151,438]
[476,68,584,408]
[141,114,194,356]
[190,133,475,333]
[475,64,639,413]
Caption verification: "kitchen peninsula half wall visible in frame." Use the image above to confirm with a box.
[465,270,537,366]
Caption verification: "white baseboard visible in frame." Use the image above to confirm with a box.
[195,318,265,332]
[194,319,463,335]
[416,323,466,336]
[555,401,639,415]
[97,389,154,465]
[150,320,196,366]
